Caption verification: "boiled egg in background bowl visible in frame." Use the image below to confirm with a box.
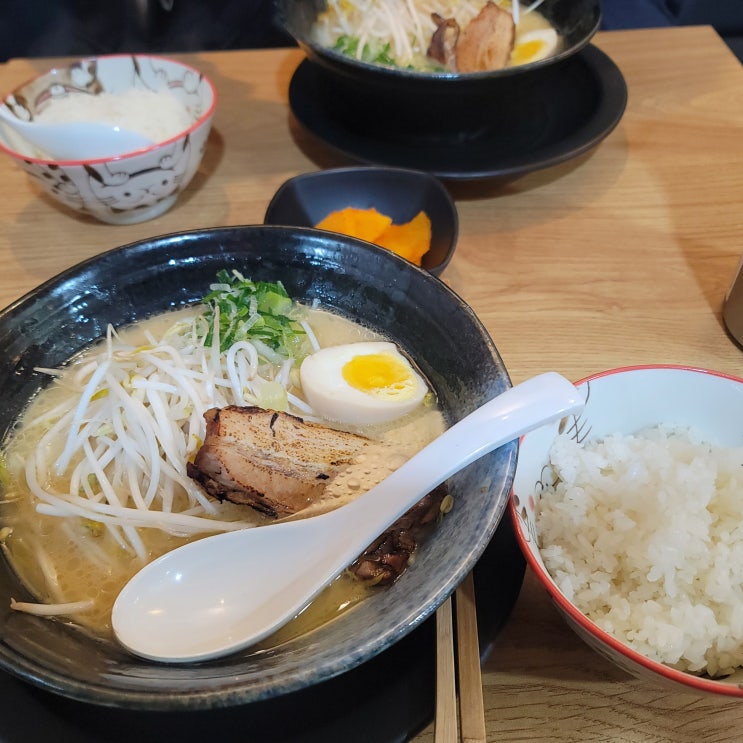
[510,28,560,66]
[300,341,428,425]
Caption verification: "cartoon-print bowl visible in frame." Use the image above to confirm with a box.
[0,55,216,225]
[510,365,743,697]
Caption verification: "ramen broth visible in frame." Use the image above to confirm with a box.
[0,304,445,643]
[312,0,560,71]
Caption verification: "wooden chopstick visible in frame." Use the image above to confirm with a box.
[455,571,487,743]
[435,570,487,743]
[435,597,458,743]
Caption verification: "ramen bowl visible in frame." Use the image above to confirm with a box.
[511,365,743,697]
[0,225,517,711]
[264,166,458,275]
[277,0,601,142]
[0,55,216,225]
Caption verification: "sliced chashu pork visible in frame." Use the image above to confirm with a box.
[187,406,369,518]
[450,1,516,73]
[350,485,446,585]
[187,405,451,584]
[428,13,460,69]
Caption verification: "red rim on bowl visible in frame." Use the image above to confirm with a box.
[0,54,217,166]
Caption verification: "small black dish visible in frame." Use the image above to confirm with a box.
[264,167,459,275]
[288,45,627,181]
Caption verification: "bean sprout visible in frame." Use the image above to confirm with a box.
[11,598,94,616]
[21,307,314,563]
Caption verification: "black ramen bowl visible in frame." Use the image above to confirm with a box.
[264,167,458,275]
[0,225,516,711]
[276,0,601,142]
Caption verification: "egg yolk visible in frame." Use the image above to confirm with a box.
[512,39,547,65]
[342,353,414,397]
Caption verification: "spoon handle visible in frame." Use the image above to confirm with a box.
[334,372,584,538]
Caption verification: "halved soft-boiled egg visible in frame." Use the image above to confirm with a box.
[300,341,428,425]
[510,28,559,66]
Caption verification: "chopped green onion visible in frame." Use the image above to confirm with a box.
[200,269,311,359]
[333,35,398,66]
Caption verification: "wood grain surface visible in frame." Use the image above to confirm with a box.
[2,24,743,741]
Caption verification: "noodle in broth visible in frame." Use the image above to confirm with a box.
[1,297,445,642]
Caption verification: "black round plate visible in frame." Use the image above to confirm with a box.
[289,45,627,181]
[0,517,524,743]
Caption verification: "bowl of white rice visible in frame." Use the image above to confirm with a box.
[0,55,216,225]
[510,365,743,696]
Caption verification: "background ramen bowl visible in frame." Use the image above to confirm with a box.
[510,365,743,697]
[0,55,216,225]
[276,0,601,142]
[0,225,516,710]
[264,166,459,275]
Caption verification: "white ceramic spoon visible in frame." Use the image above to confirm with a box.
[0,107,153,160]
[112,371,584,663]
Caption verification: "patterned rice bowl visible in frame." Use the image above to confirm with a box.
[0,54,216,225]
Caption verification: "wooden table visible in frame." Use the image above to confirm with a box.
[2,24,743,742]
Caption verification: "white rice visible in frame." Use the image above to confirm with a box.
[536,425,743,677]
[36,88,192,143]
